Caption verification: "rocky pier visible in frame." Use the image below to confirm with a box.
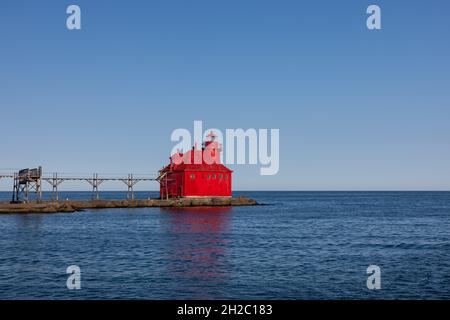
[0,196,259,214]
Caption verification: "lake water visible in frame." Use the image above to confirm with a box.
[0,191,450,299]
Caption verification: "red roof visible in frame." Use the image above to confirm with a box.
[162,137,232,173]
[166,163,232,173]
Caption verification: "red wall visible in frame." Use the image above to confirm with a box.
[160,171,184,198]
[160,170,232,198]
[183,171,231,197]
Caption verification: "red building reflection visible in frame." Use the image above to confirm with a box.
[160,207,232,299]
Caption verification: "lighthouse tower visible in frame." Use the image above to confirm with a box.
[157,131,232,198]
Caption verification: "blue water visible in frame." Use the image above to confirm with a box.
[0,191,450,300]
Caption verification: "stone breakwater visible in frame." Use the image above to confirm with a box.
[0,196,258,214]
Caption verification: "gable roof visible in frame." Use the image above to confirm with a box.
[162,163,232,173]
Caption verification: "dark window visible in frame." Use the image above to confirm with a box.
[219,174,223,179]
[225,174,228,180]
[190,173,195,179]
[213,174,216,179]
[207,174,211,180]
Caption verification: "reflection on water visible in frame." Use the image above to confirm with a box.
[1,192,450,299]
[14,214,43,230]
[159,207,232,299]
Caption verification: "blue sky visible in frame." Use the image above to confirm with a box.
[1,0,449,191]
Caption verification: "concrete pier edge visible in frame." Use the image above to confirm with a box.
[0,196,259,214]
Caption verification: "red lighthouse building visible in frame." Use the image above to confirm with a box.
[158,132,232,198]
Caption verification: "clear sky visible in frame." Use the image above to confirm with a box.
[1,0,449,191]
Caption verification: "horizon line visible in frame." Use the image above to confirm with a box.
[0,190,449,192]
